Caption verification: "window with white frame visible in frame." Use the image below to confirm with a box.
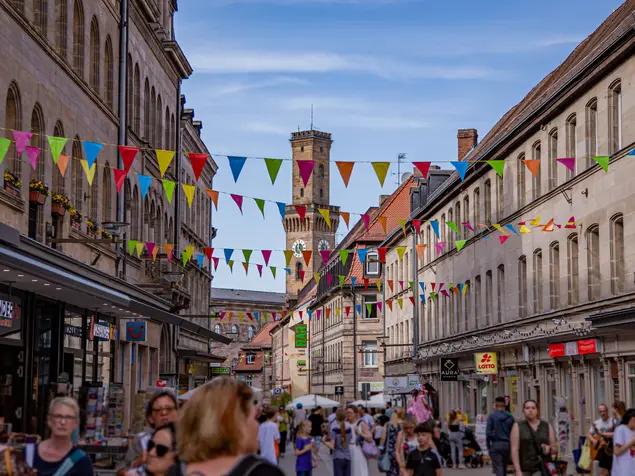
[248,325,255,340]
[362,341,378,368]
[214,324,222,334]
[628,363,635,407]
[246,353,255,364]
[365,249,380,277]
[363,295,378,319]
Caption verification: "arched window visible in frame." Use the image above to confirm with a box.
[463,196,469,237]
[295,261,303,281]
[518,256,527,318]
[473,188,480,226]
[102,162,112,222]
[248,326,255,340]
[496,265,505,323]
[4,82,22,179]
[585,98,598,169]
[610,214,624,295]
[496,174,503,221]
[72,0,84,77]
[565,114,576,181]
[144,79,150,140]
[586,225,600,300]
[485,270,492,326]
[231,324,239,336]
[483,180,491,223]
[72,137,83,211]
[164,107,170,153]
[533,249,543,314]
[89,16,100,93]
[127,54,133,128]
[31,104,45,180]
[454,201,461,240]
[319,188,323,199]
[531,141,541,199]
[134,64,141,134]
[89,160,99,220]
[150,87,156,144]
[214,324,222,334]
[440,213,446,243]
[567,234,579,305]
[318,164,324,178]
[447,208,453,245]
[34,0,48,36]
[548,128,558,190]
[549,242,560,310]
[517,153,526,208]
[105,36,114,109]
[55,0,67,57]
[474,275,481,328]
[156,94,162,149]
[463,279,471,332]
[52,121,66,193]
[609,80,622,155]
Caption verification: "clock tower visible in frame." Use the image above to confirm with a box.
[284,128,340,303]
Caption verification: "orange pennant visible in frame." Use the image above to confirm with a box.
[542,218,555,232]
[523,159,540,177]
[416,244,426,260]
[242,262,249,275]
[302,250,312,266]
[340,211,350,229]
[57,154,69,177]
[326,308,331,319]
[386,299,393,311]
[378,216,387,234]
[206,189,219,210]
[152,245,159,261]
[335,161,355,187]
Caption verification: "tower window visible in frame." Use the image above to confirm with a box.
[295,261,303,281]
[300,146,304,152]
[319,188,323,199]
[300,188,304,198]
[318,164,324,178]
[320,146,324,153]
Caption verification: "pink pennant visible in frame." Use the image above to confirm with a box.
[438,283,444,291]
[316,309,322,320]
[441,290,450,297]
[435,242,446,254]
[297,160,316,187]
[412,219,422,234]
[256,264,263,277]
[166,248,174,263]
[399,280,404,289]
[261,250,272,266]
[230,194,244,213]
[462,222,474,232]
[319,249,331,265]
[145,242,155,257]
[25,146,40,170]
[13,131,32,155]
[361,214,370,229]
[212,257,219,270]
[556,158,576,172]
[327,274,333,286]
[499,235,510,245]
[377,302,383,313]
[565,216,576,229]
[299,270,305,282]
[113,168,127,194]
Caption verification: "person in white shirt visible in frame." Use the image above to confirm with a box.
[258,409,281,466]
[588,403,617,476]
[328,406,338,428]
[613,408,635,476]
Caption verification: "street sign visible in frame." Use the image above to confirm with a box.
[210,367,231,375]
[295,324,307,348]
[335,386,344,395]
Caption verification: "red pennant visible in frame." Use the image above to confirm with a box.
[378,248,387,263]
[188,153,208,181]
[118,146,138,171]
[364,278,369,289]
[212,257,219,270]
[345,306,351,317]
[261,250,272,266]
[247,312,253,321]
[499,235,510,244]
[295,205,307,222]
[412,219,422,234]
[113,168,127,194]
[431,283,436,291]
[301,250,312,266]
[386,299,393,311]
[388,280,394,291]
[326,308,331,319]
[299,270,305,282]
[412,162,431,179]
[409,296,415,306]
[204,248,213,259]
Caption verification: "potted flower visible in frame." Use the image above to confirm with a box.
[86,218,98,237]
[29,179,51,205]
[3,172,22,196]
[51,194,71,217]
[70,208,83,230]
[100,230,113,241]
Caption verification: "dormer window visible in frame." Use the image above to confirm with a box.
[246,353,255,365]
[365,249,380,277]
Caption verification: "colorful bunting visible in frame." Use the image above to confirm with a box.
[283,250,293,267]
[361,214,370,229]
[446,221,459,234]
[435,242,446,254]
[127,240,137,256]
[378,248,387,263]
[13,131,32,155]
[136,242,145,257]
[451,161,469,181]
[118,145,138,171]
[80,160,96,186]
[523,159,540,177]
[242,249,252,264]
[162,180,176,203]
[396,246,407,261]
[270,266,277,278]
[313,272,320,284]
[499,235,510,245]
[83,141,103,168]
[164,244,174,263]
[197,254,205,268]
[378,216,388,234]
[487,160,505,177]
[47,136,68,164]
[398,218,408,236]
[339,275,346,288]
[204,247,214,260]
[415,244,426,260]
[319,208,331,228]
[371,162,390,186]
[189,153,208,181]
[242,262,249,275]
[182,184,196,208]
[565,216,576,229]
[261,250,272,266]
[138,174,152,200]
[412,162,431,179]
[593,156,610,172]
[228,156,247,182]
[254,198,266,218]
[319,250,331,265]
[519,224,531,234]
[302,250,312,266]
[296,205,307,222]
[230,193,243,213]
[113,169,127,194]
[276,202,286,220]
[412,219,422,234]
[297,160,316,187]
[357,248,368,264]
[340,211,350,229]
[556,158,575,172]
[456,240,467,252]
[505,224,520,236]
[462,221,474,232]
[335,161,355,187]
[431,220,440,239]
[207,189,219,209]
[156,150,175,177]
[264,158,283,185]
[339,250,349,265]
[26,146,39,170]
[57,155,69,177]
[224,249,234,262]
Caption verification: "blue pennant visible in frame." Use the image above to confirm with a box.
[307,309,313,321]
[505,224,520,236]
[224,249,234,262]
[253,312,259,321]
[451,161,469,181]
[419,282,425,292]
[355,305,362,316]
[357,248,368,264]
[277,202,286,220]
[351,277,357,287]
[138,174,152,200]
[628,148,635,156]
[228,156,247,182]
[83,141,103,168]
[420,293,426,304]
[430,220,440,239]
[196,254,204,268]
[284,267,291,275]
[458,283,464,293]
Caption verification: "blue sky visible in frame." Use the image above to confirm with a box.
[175,0,624,293]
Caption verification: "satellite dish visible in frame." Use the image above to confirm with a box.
[401,172,412,183]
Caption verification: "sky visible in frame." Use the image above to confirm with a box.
[174,0,625,293]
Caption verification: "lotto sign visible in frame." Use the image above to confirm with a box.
[475,352,498,375]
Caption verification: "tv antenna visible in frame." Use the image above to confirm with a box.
[393,153,407,186]
[310,105,314,130]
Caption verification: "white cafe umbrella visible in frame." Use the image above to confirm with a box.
[351,393,386,409]
[286,394,340,411]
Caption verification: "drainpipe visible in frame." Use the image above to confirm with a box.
[353,288,358,401]
[172,84,183,386]
[116,0,128,280]
[412,225,419,360]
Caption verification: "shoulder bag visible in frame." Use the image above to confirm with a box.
[524,421,557,476]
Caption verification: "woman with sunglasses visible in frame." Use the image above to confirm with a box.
[126,424,178,476]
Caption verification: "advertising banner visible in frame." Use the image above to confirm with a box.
[475,352,498,375]
[440,358,460,381]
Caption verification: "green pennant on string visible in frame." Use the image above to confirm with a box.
[339,275,346,288]
[409,281,415,294]
[264,158,283,185]
[242,249,253,264]
[339,249,349,265]
[47,136,68,164]
[487,160,505,177]
[366,303,372,316]
[162,180,176,203]
[270,266,277,279]
[182,251,188,266]
[593,156,610,173]
[456,239,467,252]
[446,221,459,234]
[0,138,9,165]
[227,260,234,272]
[254,198,266,217]
[127,240,137,256]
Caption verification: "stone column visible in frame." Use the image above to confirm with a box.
[617,357,626,402]
[602,357,612,407]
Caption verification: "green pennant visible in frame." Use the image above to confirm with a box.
[182,251,188,266]
[270,266,277,279]
[47,136,68,164]
[242,249,253,264]
[429,292,436,301]
[263,312,268,322]
[227,260,234,272]
[339,249,350,265]
[456,240,467,252]
[446,221,459,234]
[0,138,9,165]
[339,275,346,288]
[593,156,610,173]
[264,158,283,185]
[162,180,176,203]
[409,281,415,294]
[487,160,505,177]
[366,303,372,316]
[254,198,266,217]
[127,240,137,256]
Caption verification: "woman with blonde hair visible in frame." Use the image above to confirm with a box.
[172,377,284,476]
[380,407,405,476]
[345,405,370,476]
[447,409,466,469]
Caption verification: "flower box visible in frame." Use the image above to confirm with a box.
[29,191,47,205]
[3,183,20,197]
[71,222,81,231]
[51,202,66,216]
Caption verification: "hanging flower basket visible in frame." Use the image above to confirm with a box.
[51,194,71,217]
[86,218,98,237]
[70,208,82,230]
[3,172,21,197]
[51,202,65,216]
[29,180,51,206]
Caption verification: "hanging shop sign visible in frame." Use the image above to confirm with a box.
[549,338,600,358]
[385,376,407,389]
[335,386,344,395]
[64,324,83,338]
[210,367,231,375]
[407,374,420,387]
[440,358,460,381]
[0,299,19,328]
[89,315,114,341]
[125,321,147,342]
[295,324,307,348]
[475,352,498,375]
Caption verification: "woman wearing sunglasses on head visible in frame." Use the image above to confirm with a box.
[126,423,178,476]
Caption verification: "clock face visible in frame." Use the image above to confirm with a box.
[292,239,306,258]
[318,239,330,251]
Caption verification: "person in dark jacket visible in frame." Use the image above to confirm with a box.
[486,397,515,476]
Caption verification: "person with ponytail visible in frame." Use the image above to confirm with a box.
[324,408,353,476]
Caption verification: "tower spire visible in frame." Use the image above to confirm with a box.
[310,105,314,130]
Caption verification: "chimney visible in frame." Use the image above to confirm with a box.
[457,129,478,160]
[379,195,390,206]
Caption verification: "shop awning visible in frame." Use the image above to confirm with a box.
[587,307,635,329]
[177,348,226,363]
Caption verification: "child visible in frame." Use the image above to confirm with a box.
[295,420,314,476]
[258,409,281,466]
[405,422,443,476]
[323,408,353,476]
[374,417,385,447]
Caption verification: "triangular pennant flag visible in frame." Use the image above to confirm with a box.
[227,260,234,272]
[351,277,357,287]
[420,293,426,304]
[136,242,145,257]
[57,154,69,177]
[242,249,253,264]
[242,262,249,275]
[118,145,138,171]
[542,218,555,232]
[456,240,467,252]
[212,257,220,270]
[276,202,286,220]
[339,250,349,265]
[325,308,331,319]
[556,158,575,172]
[412,219,422,234]
[593,156,610,173]
[487,160,505,177]
[318,208,331,228]
[197,254,205,268]
[230,193,243,213]
[431,283,436,292]
[127,240,137,256]
[371,162,390,186]
[25,146,40,170]
[47,136,68,164]
[378,248,387,263]
[386,299,393,311]
[83,141,103,168]
[145,242,155,259]
[299,270,305,282]
[409,281,415,294]
[261,250,272,266]
[138,174,152,200]
[361,214,370,229]
[319,250,331,265]
[206,189,219,209]
[113,168,127,194]
[256,264,263,277]
[412,161,431,179]
[530,216,541,227]
[345,306,351,317]
[340,211,350,229]
[388,280,394,291]
[492,224,508,235]
[451,161,469,181]
[80,160,97,186]
[505,224,520,236]
[499,235,510,245]
[156,150,175,177]
[396,246,407,261]
[399,280,404,289]
[357,248,368,264]
[366,303,372,316]
[446,221,459,234]
[355,304,362,316]
[295,205,307,222]
[335,161,355,187]
[264,158,283,185]
[339,275,346,288]
[228,156,247,182]
[297,160,316,186]
[375,280,381,291]
[440,290,450,298]
[419,282,425,292]
[435,242,446,254]
[397,298,403,310]
[398,218,408,236]
[302,250,312,266]
[565,216,576,229]
[415,244,426,260]
[204,247,214,260]
[254,198,266,218]
[313,272,320,284]
[270,266,277,279]
[364,278,369,289]
[327,275,333,287]
[431,220,440,239]
[188,153,208,181]
[519,224,531,234]
[162,180,176,203]
[462,221,474,232]
[164,244,174,262]
[283,250,293,267]
[185,246,195,261]
[523,159,540,177]
[182,184,196,207]
[224,249,234,262]
[409,296,415,306]
[12,131,32,155]
[152,245,159,261]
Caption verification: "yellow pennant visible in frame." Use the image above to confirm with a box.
[182,184,196,207]
[397,298,403,309]
[530,216,541,227]
[492,224,509,235]
[80,160,96,186]
[375,279,381,291]
[185,245,195,261]
[155,150,175,178]
[239,312,243,322]
[318,208,331,228]
[283,250,294,267]
[396,246,407,261]
[519,224,532,234]
[398,218,408,236]
[335,307,340,317]
[314,272,320,284]
[135,242,145,257]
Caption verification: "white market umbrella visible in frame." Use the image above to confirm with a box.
[286,394,340,411]
[351,393,386,409]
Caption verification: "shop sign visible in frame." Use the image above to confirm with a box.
[89,315,113,341]
[474,352,498,375]
[295,324,307,348]
[335,386,344,395]
[0,299,19,328]
[549,339,600,358]
[577,338,599,355]
[549,343,565,358]
[385,376,407,389]
[64,324,83,338]
[407,374,420,387]
[210,367,231,375]
[358,381,384,392]
[297,360,306,366]
[440,358,460,381]
[126,321,146,342]
[156,380,168,387]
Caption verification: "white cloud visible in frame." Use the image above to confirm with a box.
[210,76,310,96]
